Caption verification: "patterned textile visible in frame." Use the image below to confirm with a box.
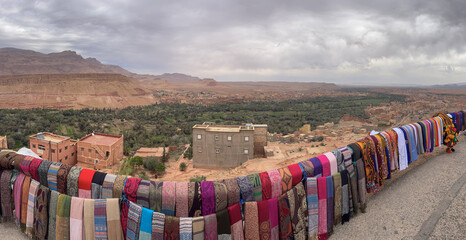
[83,199,95,240]
[237,176,254,202]
[306,178,318,240]
[164,216,180,240]
[340,147,354,172]
[244,202,259,240]
[19,156,32,176]
[309,157,322,178]
[47,162,62,191]
[56,194,72,240]
[357,139,377,192]
[94,199,108,240]
[21,176,31,227]
[37,160,52,187]
[57,163,72,194]
[137,179,151,208]
[26,179,40,237]
[180,217,193,240]
[188,181,202,217]
[78,169,96,199]
[1,170,13,221]
[355,159,367,212]
[67,166,82,197]
[48,190,59,240]
[267,169,282,199]
[332,173,342,225]
[70,197,84,240]
[216,208,231,235]
[122,177,142,237]
[278,167,293,193]
[204,214,217,240]
[340,170,350,224]
[161,181,176,216]
[214,181,228,213]
[201,181,216,216]
[289,182,307,240]
[317,155,331,177]
[176,181,189,217]
[13,173,25,224]
[257,200,271,240]
[228,203,244,240]
[259,172,272,200]
[349,166,359,215]
[223,178,240,207]
[299,160,315,178]
[0,151,15,169]
[34,185,49,239]
[317,177,327,240]
[106,198,123,240]
[152,212,166,240]
[248,173,263,201]
[277,193,293,240]
[91,171,107,199]
[139,207,154,240]
[112,175,127,199]
[326,176,334,233]
[28,158,42,182]
[331,149,344,172]
[127,201,143,240]
[267,198,279,240]
[193,216,205,240]
[101,174,116,199]
[13,154,25,172]
[151,181,164,213]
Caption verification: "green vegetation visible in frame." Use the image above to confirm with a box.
[179,162,187,171]
[190,175,207,182]
[0,93,406,152]
[183,145,193,160]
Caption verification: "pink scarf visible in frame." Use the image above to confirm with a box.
[317,177,327,240]
[70,197,84,240]
[14,173,26,224]
[324,152,338,175]
[317,155,331,177]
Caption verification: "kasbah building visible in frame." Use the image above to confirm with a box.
[29,132,123,170]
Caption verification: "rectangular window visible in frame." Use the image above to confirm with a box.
[106,151,110,158]
[65,156,68,160]
[65,146,68,150]
[95,150,98,154]
[215,148,220,154]
[227,136,232,141]
[88,149,91,153]
[215,135,219,141]
[71,152,74,156]
[59,148,62,153]
[32,144,36,148]
[95,160,99,164]
[81,148,84,152]
[244,149,249,154]
[51,149,55,153]
[38,145,45,150]
[244,136,249,142]
[197,134,202,140]
[59,159,62,162]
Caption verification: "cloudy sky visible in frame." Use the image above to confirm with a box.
[1,0,466,85]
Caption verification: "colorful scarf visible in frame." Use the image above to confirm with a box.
[83,199,95,240]
[324,152,338,176]
[13,173,25,224]
[309,157,323,177]
[192,216,205,240]
[127,200,142,240]
[257,200,271,240]
[180,217,193,240]
[259,172,272,200]
[13,154,25,172]
[26,179,40,237]
[175,181,189,217]
[19,156,32,176]
[306,177,318,240]
[299,160,315,178]
[223,178,240,207]
[112,175,127,199]
[267,169,282,199]
[37,160,52,187]
[107,198,123,240]
[152,211,166,240]
[34,185,49,239]
[340,170,350,223]
[204,214,217,240]
[278,167,293,193]
[21,176,31,227]
[161,181,176,216]
[331,149,344,172]
[101,174,116,199]
[326,176,334,233]
[349,164,359,215]
[244,201,259,240]
[70,197,84,240]
[248,173,263,201]
[228,203,244,240]
[332,173,342,225]
[48,190,59,240]
[288,164,303,187]
[91,171,107,199]
[237,176,254,202]
[317,177,327,240]
[57,163,72,194]
[47,162,62,191]
[0,151,16,169]
[139,207,154,240]
[78,169,96,199]
[277,193,293,240]
[137,179,151,209]
[317,154,331,177]
[290,182,308,239]
[355,159,367,212]
[357,139,377,192]
[164,216,180,240]
[188,181,202,217]
[94,199,108,240]
[122,177,142,237]
[67,166,82,197]
[28,158,42,182]
[268,198,279,240]
[56,194,72,240]
[214,181,228,213]
[201,181,215,216]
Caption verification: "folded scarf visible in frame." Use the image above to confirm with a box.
[94,199,108,240]
[165,216,180,240]
[34,185,49,239]
[101,174,116,199]
[79,169,96,199]
[331,149,344,172]
[21,176,31,227]
[306,178,318,240]
[19,156,32,176]
[326,176,334,233]
[137,179,151,209]
[299,160,315,178]
[317,155,331,177]
[28,158,42,182]
[107,198,123,240]
[201,181,215,216]
[127,200,142,240]
[248,173,263,201]
[268,198,279,240]
[317,177,327,240]
[112,175,127,199]
[223,178,240,207]
[244,201,259,240]
[228,203,244,240]
[203,214,218,240]
[340,170,350,223]
[92,171,107,199]
[13,154,25,172]
[309,157,323,177]
[289,182,307,239]
[48,190,60,240]
[339,146,353,172]
[161,181,176,216]
[176,181,189,217]
[83,199,95,240]
[288,164,303,187]
[216,207,231,235]
[57,163,72,194]
[14,173,26,224]
[193,216,205,240]
[180,217,193,240]
[259,172,272,200]
[26,179,40,237]
[56,194,71,240]
[257,200,271,240]
[357,139,377,192]
[70,197,84,240]
[47,162,62,191]
[237,176,254,202]
[324,152,338,176]
[278,167,293,193]
[266,169,282,199]
[122,177,142,237]
[67,166,82,197]
[214,181,228,213]
[0,151,16,169]
[139,207,154,240]
[151,181,163,213]
[277,193,293,240]
[332,173,342,225]
[355,159,367,212]
[152,211,166,240]
[188,181,202,217]
[37,160,52,187]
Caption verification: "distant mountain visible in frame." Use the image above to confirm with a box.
[151,73,202,83]
[429,82,466,90]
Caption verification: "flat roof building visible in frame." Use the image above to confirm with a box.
[29,132,77,165]
[77,132,123,170]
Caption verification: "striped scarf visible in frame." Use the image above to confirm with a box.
[47,162,62,191]
[101,174,116,199]
[106,198,123,240]
[306,177,318,240]
[37,160,52,186]
[127,200,142,240]
[213,181,228,213]
[94,199,108,240]
[175,181,189,217]
[236,176,254,202]
[192,216,205,240]
[139,207,154,240]
[204,214,217,240]
[152,211,165,240]
[137,179,151,208]
[56,194,72,240]
[48,190,60,240]
[201,181,215,216]
[13,173,26,224]
[165,216,180,240]
[70,197,84,240]
[28,158,42,182]
[223,178,240,207]
[299,160,315,178]
[83,199,95,240]
[267,169,282,199]
[248,173,263,201]
[228,203,244,240]
[257,200,271,240]
[180,217,193,240]
[26,179,40,237]
[19,157,32,176]
[67,166,82,197]
[317,177,327,240]
[21,176,31,228]
[34,185,49,239]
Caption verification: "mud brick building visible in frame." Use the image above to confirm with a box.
[29,132,77,165]
[77,132,124,170]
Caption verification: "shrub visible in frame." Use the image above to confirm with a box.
[183,146,193,159]
[138,171,149,180]
[190,175,206,182]
[143,157,160,171]
[155,162,166,172]
[179,162,187,171]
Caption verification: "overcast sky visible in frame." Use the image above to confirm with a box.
[1,0,466,85]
